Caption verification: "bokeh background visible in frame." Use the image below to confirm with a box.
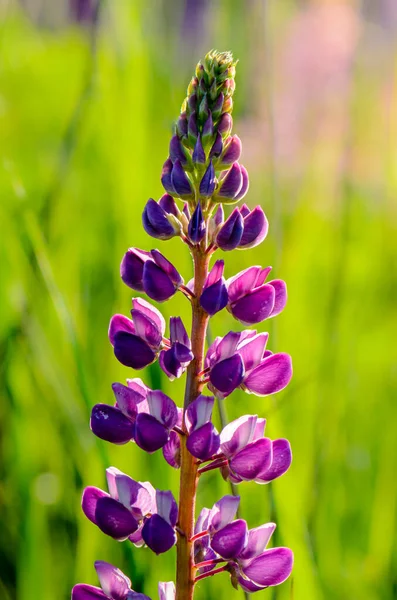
[1,0,397,598]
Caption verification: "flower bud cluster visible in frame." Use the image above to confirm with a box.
[72,50,294,599]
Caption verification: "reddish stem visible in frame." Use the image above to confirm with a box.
[194,557,226,570]
[198,459,229,475]
[194,565,228,583]
[189,530,209,543]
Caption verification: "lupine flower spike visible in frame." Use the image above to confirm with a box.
[72,50,294,600]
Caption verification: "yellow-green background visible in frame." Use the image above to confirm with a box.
[1,1,396,599]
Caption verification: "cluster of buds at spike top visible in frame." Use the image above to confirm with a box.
[73,50,294,599]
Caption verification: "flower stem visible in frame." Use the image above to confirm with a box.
[194,565,228,583]
[175,248,210,600]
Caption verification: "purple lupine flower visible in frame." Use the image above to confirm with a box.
[216,163,243,202]
[206,331,292,398]
[162,429,181,468]
[227,266,287,325]
[109,298,166,370]
[90,378,149,444]
[142,490,178,554]
[188,202,206,244]
[171,160,194,199]
[185,395,220,460]
[158,582,175,600]
[219,415,292,483]
[82,468,154,541]
[238,205,268,249]
[161,158,175,195]
[217,135,242,168]
[226,524,293,592]
[215,207,244,250]
[200,260,228,316]
[159,317,193,380]
[199,160,216,197]
[142,196,181,240]
[71,561,151,600]
[192,134,206,165]
[134,390,179,453]
[121,249,183,302]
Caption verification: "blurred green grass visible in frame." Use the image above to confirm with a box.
[1,1,397,599]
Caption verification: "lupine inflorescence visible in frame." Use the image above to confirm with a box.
[72,50,293,600]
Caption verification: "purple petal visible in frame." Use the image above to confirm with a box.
[233,164,249,201]
[158,582,176,600]
[169,135,188,166]
[135,413,169,452]
[72,584,107,600]
[227,266,271,304]
[237,333,269,372]
[162,430,181,468]
[169,317,190,347]
[188,112,198,141]
[130,310,162,348]
[231,285,276,325]
[147,390,178,429]
[151,250,183,287]
[210,495,240,531]
[217,163,243,200]
[268,279,288,317]
[161,158,176,195]
[199,160,216,197]
[210,132,223,159]
[115,474,154,518]
[209,353,244,396]
[131,298,166,337]
[106,467,122,500]
[120,248,151,291]
[95,496,138,539]
[188,203,206,244]
[108,314,135,346]
[142,514,177,554]
[142,261,177,302]
[257,439,292,483]
[192,134,206,165]
[200,279,228,316]
[220,415,258,458]
[155,490,178,526]
[90,404,134,445]
[126,592,151,600]
[171,160,193,199]
[142,199,176,240]
[113,332,156,370]
[252,417,267,441]
[195,507,212,535]
[186,422,220,460]
[244,353,293,396]
[239,203,250,217]
[82,487,109,524]
[215,208,244,251]
[211,519,248,559]
[229,438,273,481]
[112,382,148,420]
[202,111,213,140]
[159,345,190,380]
[204,260,224,288]
[159,193,179,216]
[237,577,266,593]
[239,206,268,249]
[242,547,294,587]
[238,524,276,561]
[213,331,244,362]
[218,112,233,137]
[94,561,131,600]
[186,395,215,431]
[213,204,224,227]
[219,135,242,167]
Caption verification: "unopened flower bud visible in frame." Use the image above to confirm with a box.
[188,203,206,244]
[199,160,216,198]
[171,160,194,199]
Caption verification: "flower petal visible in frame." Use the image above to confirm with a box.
[113,333,156,370]
[186,423,220,460]
[120,248,151,291]
[147,390,178,429]
[243,353,292,396]
[211,519,248,559]
[256,439,292,483]
[231,285,275,325]
[142,261,177,302]
[81,486,109,524]
[158,582,176,600]
[169,316,190,347]
[215,207,244,251]
[95,496,139,540]
[142,514,177,554]
[94,561,131,600]
[134,413,169,453]
[242,547,294,587]
[186,395,215,431]
[131,298,166,337]
[268,279,287,317]
[239,206,268,249]
[90,404,134,445]
[210,495,240,532]
[229,438,273,481]
[112,382,148,420]
[108,315,135,347]
[238,523,276,561]
[72,584,107,600]
[227,266,271,303]
[220,415,258,458]
[114,474,153,518]
[155,490,178,526]
[130,310,162,349]
[210,354,244,396]
[162,430,181,468]
[237,333,269,372]
[200,279,228,316]
[142,198,176,240]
